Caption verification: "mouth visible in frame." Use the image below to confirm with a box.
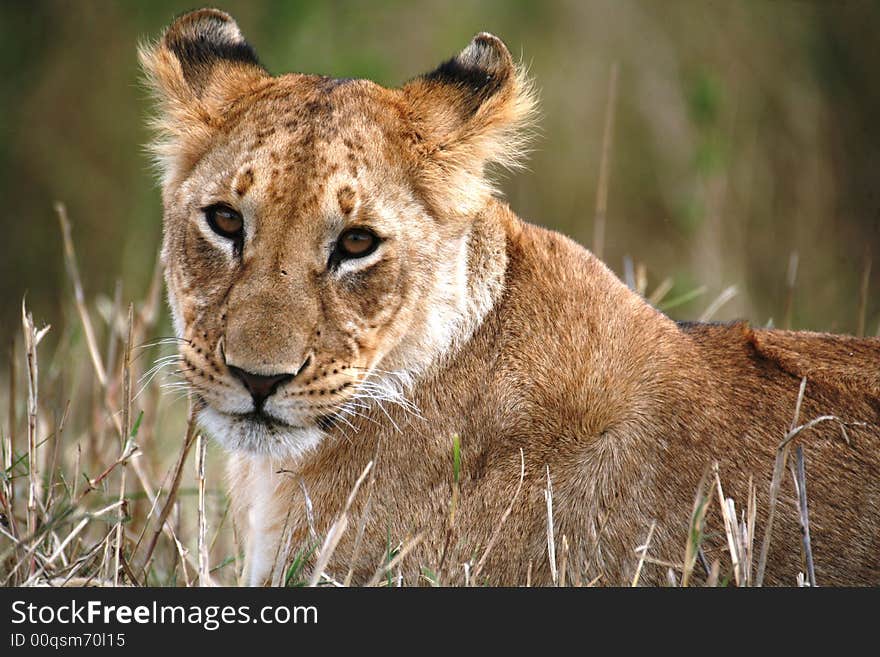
[231,409,306,430]
[195,402,326,457]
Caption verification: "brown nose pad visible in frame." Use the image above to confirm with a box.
[227,366,295,409]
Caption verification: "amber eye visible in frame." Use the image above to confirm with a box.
[204,204,244,240]
[335,228,379,260]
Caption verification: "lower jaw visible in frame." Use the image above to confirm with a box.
[197,406,324,458]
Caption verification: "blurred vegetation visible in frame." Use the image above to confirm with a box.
[3,0,880,344]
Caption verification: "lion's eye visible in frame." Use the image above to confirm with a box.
[204,204,244,240]
[335,228,379,260]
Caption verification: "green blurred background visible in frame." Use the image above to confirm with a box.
[3,0,880,343]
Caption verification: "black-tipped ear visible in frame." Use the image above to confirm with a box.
[421,33,516,117]
[141,9,267,104]
[160,8,265,98]
[140,9,268,184]
[403,33,537,214]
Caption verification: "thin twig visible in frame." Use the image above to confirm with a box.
[756,377,805,586]
[545,465,557,585]
[795,445,816,586]
[559,534,569,587]
[473,449,525,582]
[22,300,50,574]
[631,521,657,587]
[681,467,711,587]
[196,433,213,586]
[113,304,134,586]
[344,437,382,586]
[308,460,373,587]
[783,251,798,330]
[699,285,738,322]
[4,337,16,540]
[647,277,674,307]
[365,534,424,587]
[755,377,846,586]
[436,434,461,584]
[56,202,106,385]
[714,465,742,586]
[137,409,198,581]
[592,61,619,260]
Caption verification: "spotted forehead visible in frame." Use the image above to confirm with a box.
[220,83,382,217]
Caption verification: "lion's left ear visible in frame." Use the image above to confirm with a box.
[403,33,537,214]
[139,9,268,184]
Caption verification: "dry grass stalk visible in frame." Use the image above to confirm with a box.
[681,468,712,587]
[559,534,569,587]
[544,465,557,585]
[105,280,123,389]
[270,509,297,587]
[195,433,213,586]
[755,377,845,586]
[705,559,721,587]
[472,449,525,582]
[647,277,674,307]
[113,304,134,586]
[299,478,318,543]
[744,476,757,585]
[436,434,461,583]
[21,301,50,560]
[793,445,816,586]
[308,460,373,586]
[631,521,657,587]
[4,338,15,528]
[44,403,69,520]
[343,450,379,586]
[635,263,648,296]
[623,255,636,291]
[365,533,423,587]
[23,500,126,585]
[134,250,165,339]
[3,337,20,562]
[713,465,756,586]
[137,409,198,581]
[755,376,806,586]
[592,61,619,260]
[699,285,738,322]
[56,202,106,386]
[783,251,799,330]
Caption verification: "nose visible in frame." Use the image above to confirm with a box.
[227,366,295,409]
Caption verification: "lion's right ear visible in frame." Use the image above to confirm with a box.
[139,9,267,184]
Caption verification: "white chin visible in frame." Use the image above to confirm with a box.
[198,406,324,459]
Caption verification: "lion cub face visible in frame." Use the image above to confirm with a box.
[142,9,534,455]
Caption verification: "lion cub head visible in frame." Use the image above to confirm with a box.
[141,9,535,456]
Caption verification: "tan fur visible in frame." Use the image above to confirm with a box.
[143,10,880,586]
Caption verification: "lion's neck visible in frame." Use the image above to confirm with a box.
[380,199,510,383]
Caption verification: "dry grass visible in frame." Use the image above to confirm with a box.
[0,203,834,588]
[1,204,227,587]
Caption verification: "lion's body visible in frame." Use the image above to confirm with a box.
[232,214,880,585]
[143,10,880,586]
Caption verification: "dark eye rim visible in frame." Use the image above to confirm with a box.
[331,227,382,266]
[203,203,244,241]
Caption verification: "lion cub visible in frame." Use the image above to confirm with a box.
[142,9,880,586]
